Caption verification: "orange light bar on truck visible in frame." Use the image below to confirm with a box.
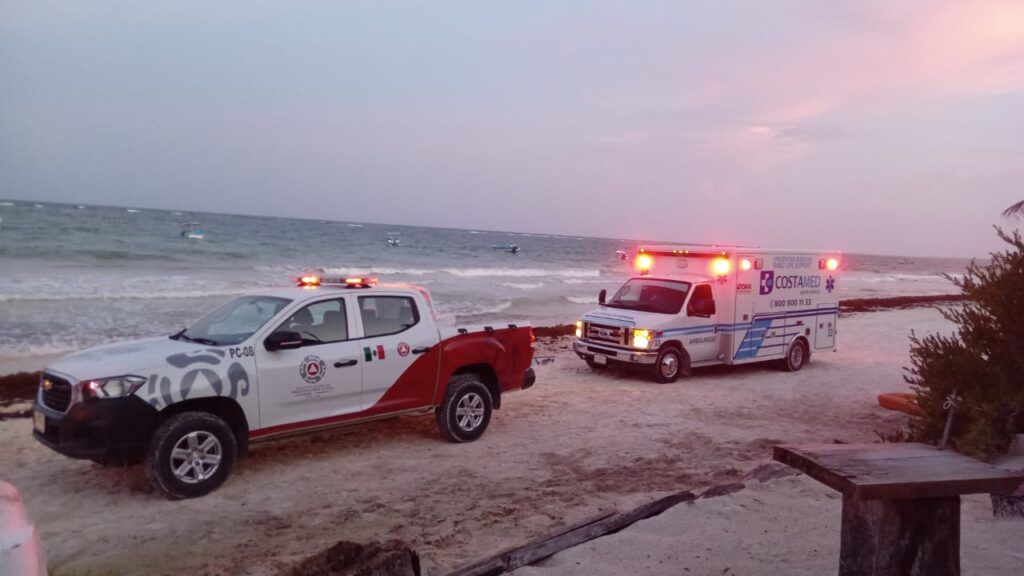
[635,253,654,274]
[295,275,377,288]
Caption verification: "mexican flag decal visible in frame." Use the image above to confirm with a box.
[363,345,387,362]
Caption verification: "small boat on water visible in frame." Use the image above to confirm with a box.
[386,233,402,247]
[180,223,205,240]
[616,250,628,260]
[493,243,520,254]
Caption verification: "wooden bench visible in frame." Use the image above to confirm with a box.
[774,443,1024,576]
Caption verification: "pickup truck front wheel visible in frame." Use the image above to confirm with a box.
[145,412,237,499]
[437,375,493,443]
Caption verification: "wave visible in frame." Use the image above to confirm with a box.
[846,272,959,284]
[501,282,545,290]
[0,287,249,303]
[565,296,595,304]
[322,266,601,279]
[562,277,619,284]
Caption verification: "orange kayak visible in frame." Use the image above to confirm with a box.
[877,392,924,416]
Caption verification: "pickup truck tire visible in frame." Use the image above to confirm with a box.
[145,412,237,500]
[653,347,688,383]
[436,375,493,443]
[781,339,809,372]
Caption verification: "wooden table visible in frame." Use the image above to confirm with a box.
[773,443,1024,576]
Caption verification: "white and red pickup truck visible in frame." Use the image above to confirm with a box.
[32,276,536,499]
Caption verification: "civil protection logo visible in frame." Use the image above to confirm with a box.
[759,271,775,295]
[299,355,326,384]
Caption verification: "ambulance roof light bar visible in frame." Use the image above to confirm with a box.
[296,275,378,288]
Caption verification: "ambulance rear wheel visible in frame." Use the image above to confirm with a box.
[146,412,237,500]
[436,375,493,443]
[653,347,688,383]
[782,339,809,372]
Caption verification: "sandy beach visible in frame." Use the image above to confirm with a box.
[6,306,1020,574]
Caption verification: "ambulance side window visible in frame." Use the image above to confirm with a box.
[359,296,419,337]
[687,284,716,317]
[273,298,349,345]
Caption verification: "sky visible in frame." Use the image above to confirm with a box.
[2,1,1023,257]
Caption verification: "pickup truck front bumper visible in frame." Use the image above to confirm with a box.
[573,339,658,366]
[33,396,159,462]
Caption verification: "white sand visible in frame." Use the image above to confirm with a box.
[3,307,1016,575]
[513,474,1024,576]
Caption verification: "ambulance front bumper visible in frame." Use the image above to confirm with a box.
[573,339,658,365]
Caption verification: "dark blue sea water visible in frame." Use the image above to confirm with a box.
[0,200,970,362]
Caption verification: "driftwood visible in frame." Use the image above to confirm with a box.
[450,490,695,576]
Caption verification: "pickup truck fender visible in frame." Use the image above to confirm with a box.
[433,331,532,407]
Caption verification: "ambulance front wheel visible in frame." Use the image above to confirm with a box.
[653,346,689,383]
[782,339,809,372]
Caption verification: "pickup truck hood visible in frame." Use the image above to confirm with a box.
[45,337,214,381]
[582,307,679,331]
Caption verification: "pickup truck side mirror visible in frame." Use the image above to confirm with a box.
[264,330,303,351]
[687,299,716,317]
[598,289,607,305]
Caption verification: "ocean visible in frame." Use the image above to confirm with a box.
[0,200,973,363]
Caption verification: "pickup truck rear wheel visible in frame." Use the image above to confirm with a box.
[436,375,493,443]
[145,412,237,499]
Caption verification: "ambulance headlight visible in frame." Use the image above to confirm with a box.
[82,375,147,400]
[631,329,652,349]
[575,320,583,338]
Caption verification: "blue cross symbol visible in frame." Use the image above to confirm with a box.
[826,276,835,293]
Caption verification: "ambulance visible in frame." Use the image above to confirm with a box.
[573,246,841,382]
[32,275,536,499]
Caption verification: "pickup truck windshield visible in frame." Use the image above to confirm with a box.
[174,296,292,346]
[606,279,691,315]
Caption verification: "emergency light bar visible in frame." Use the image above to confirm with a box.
[295,275,378,288]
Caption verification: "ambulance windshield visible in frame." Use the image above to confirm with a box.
[606,279,691,315]
[174,295,292,346]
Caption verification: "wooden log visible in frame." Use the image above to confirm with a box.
[449,491,695,576]
[839,494,960,576]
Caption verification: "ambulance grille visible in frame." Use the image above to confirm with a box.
[41,373,72,412]
[584,322,627,346]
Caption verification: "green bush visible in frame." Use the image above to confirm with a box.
[904,228,1024,457]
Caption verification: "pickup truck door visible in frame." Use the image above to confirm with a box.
[355,294,441,413]
[255,296,364,431]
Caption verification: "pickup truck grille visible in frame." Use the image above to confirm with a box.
[584,322,628,346]
[41,373,72,412]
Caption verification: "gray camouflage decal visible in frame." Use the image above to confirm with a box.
[143,348,251,409]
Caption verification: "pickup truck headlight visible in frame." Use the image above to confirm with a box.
[631,329,652,349]
[575,320,583,338]
[83,375,147,400]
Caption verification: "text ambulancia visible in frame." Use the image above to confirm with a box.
[573,246,841,382]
